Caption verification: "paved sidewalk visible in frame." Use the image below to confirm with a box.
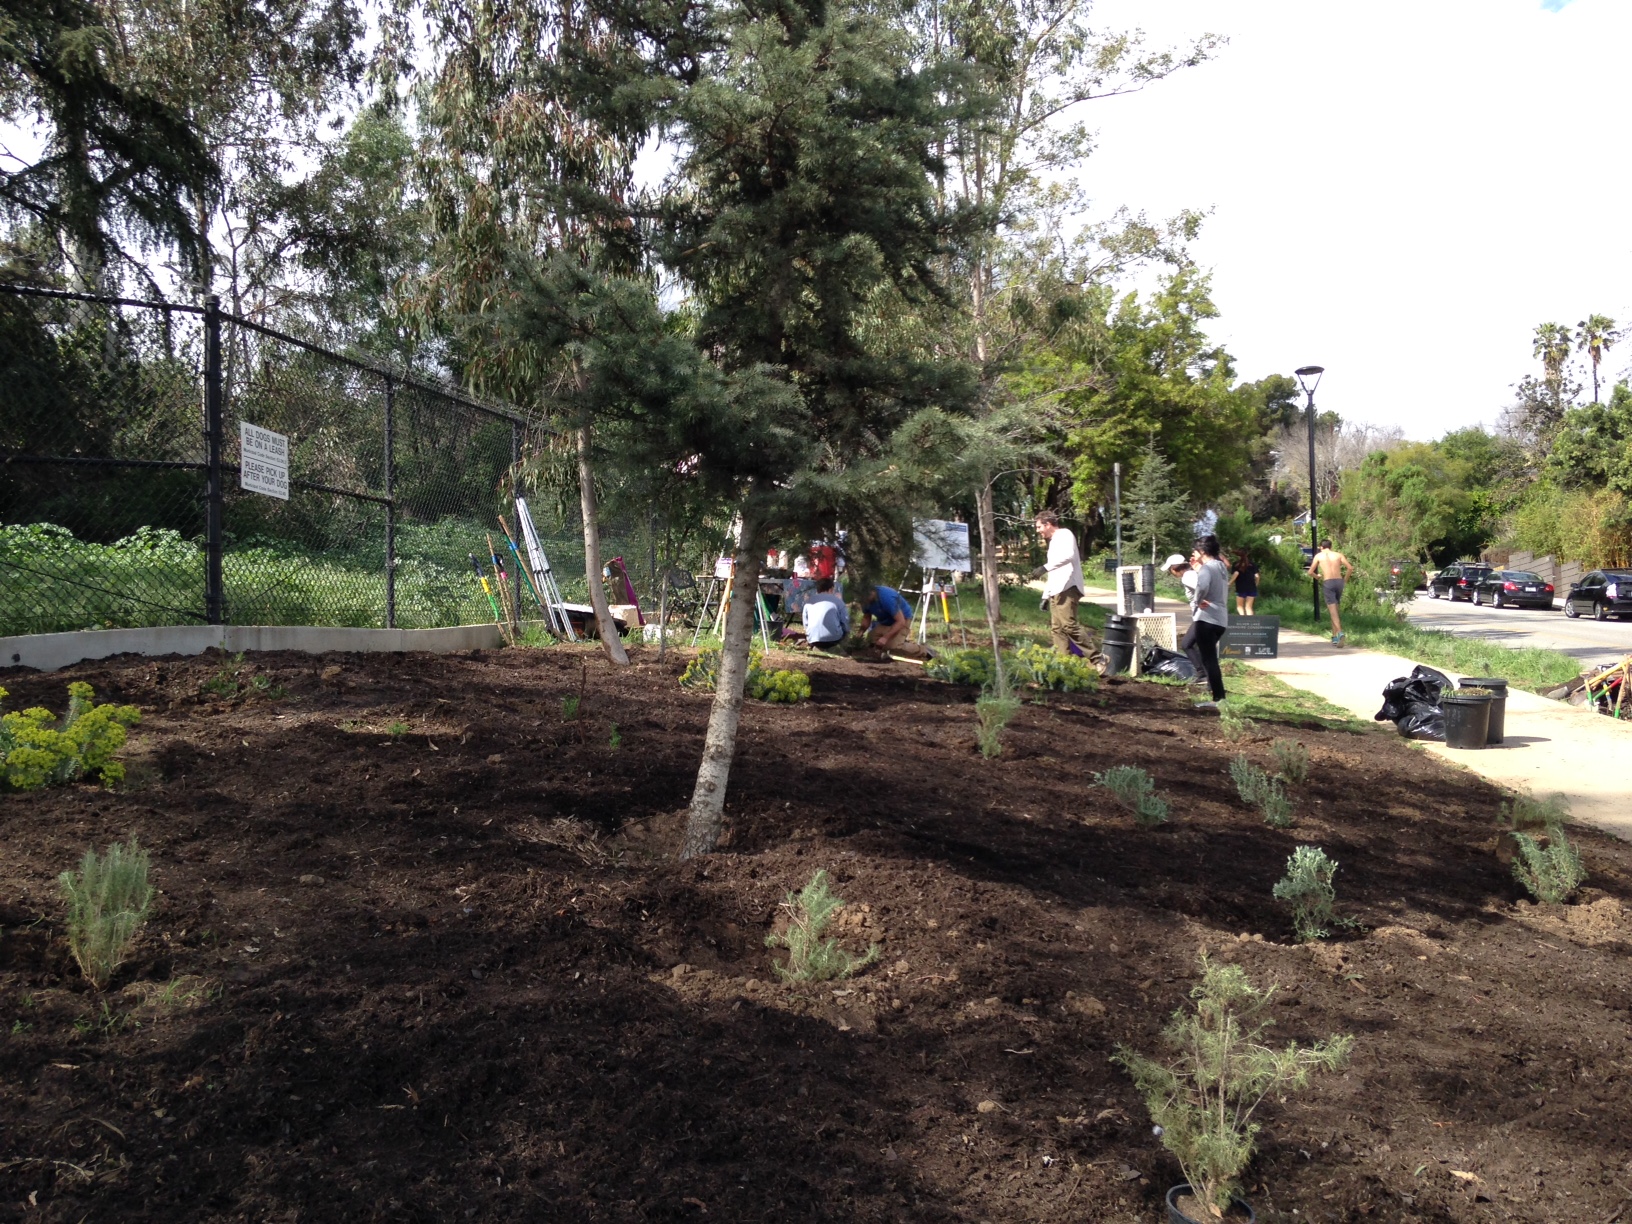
[1080,586,1632,841]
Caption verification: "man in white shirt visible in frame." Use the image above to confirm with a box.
[1030,511,1093,656]
[800,577,849,647]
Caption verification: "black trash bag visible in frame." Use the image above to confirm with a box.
[1142,645,1199,682]
[1394,700,1446,740]
[1375,665,1451,721]
[1406,664,1452,700]
[1375,675,1414,724]
[1376,665,1451,739]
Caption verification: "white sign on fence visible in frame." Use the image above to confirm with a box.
[239,422,289,500]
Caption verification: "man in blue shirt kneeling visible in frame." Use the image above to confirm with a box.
[858,584,913,651]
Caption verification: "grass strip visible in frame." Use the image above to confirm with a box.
[1255,595,1582,693]
[1215,660,1378,734]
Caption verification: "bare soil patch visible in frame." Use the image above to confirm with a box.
[3,645,1631,1223]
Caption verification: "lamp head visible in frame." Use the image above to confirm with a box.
[1295,365,1324,395]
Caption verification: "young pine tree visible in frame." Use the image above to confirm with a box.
[656,0,977,857]
[1127,435,1192,564]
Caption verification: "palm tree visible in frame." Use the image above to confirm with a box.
[1576,315,1619,403]
[1533,322,1573,416]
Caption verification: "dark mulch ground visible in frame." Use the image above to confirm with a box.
[2,644,1630,1223]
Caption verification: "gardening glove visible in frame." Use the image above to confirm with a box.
[1028,565,1048,579]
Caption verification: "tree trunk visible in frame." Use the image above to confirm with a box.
[680,515,761,859]
[576,420,630,665]
[977,476,1001,626]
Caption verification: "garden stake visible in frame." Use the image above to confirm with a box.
[498,515,551,625]
[488,534,519,639]
[469,554,512,645]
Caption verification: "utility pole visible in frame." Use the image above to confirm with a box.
[1112,461,1122,571]
[1295,365,1325,620]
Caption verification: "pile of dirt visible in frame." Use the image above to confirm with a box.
[3,644,1630,1223]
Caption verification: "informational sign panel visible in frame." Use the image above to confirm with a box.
[239,422,289,500]
[1221,615,1280,659]
[913,519,971,572]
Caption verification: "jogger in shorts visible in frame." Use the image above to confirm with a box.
[1306,539,1354,644]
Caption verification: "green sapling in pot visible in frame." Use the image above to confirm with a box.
[1115,954,1353,1221]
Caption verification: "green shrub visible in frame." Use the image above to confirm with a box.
[1,683,141,790]
[753,668,812,704]
[1115,955,1353,1220]
[1512,830,1586,904]
[1009,643,1099,692]
[765,870,880,982]
[1271,739,1309,785]
[1272,845,1340,941]
[1218,706,1255,742]
[1258,786,1295,828]
[1229,753,1269,805]
[925,647,998,688]
[681,649,811,704]
[678,648,723,691]
[60,838,155,990]
[1095,764,1170,827]
[928,645,1097,693]
[1230,753,1295,827]
[1499,789,1569,837]
[975,692,1021,759]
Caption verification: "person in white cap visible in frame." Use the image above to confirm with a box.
[1163,552,1197,601]
[1179,536,1230,708]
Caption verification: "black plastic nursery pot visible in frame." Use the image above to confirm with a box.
[1103,614,1137,676]
[1442,691,1492,750]
[1166,1184,1256,1223]
[1458,677,1509,743]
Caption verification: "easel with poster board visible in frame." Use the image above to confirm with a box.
[910,519,972,647]
[692,553,772,651]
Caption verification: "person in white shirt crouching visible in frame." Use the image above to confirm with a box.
[801,577,850,648]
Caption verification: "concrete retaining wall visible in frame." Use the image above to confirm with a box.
[0,623,507,673]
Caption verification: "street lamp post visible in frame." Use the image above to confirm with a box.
[1295,365,1325,620]
[1112,461,1122,571]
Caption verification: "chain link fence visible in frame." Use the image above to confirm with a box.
[0,284,571,637]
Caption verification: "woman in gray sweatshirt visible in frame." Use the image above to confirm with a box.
[1182,534,1230,706]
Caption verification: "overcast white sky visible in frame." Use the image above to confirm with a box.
[1079,0,1630,440]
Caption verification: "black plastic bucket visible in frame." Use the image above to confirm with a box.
[1458,677,1508,744]
[1103,614,1137,676]
[1443,692,1492,749]
[1139,563,1157,612]
[1166,1184,1256,1223]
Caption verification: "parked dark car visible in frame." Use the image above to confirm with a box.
[1469,570,1554,609]
[1428,562,1494,602]
[1563,570,1632,620]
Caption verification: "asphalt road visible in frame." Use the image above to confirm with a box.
[1405,590,1632,671]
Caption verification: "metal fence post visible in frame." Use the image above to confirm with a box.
[384,375,396,629]
[510,422,523,620]
[203,294,225,625]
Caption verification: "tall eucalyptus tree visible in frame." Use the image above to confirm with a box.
[404,0,709,663]
[912,0,1216,622]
